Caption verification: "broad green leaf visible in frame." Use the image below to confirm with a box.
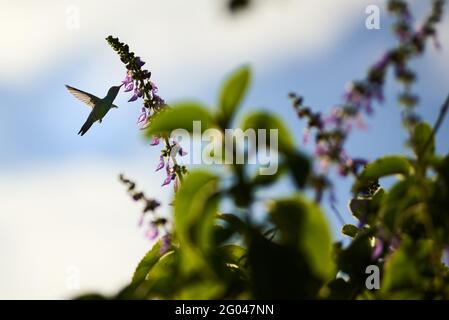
[218,213,247,234]
[175,171,219,274]
[379,178,428,232]
[219,66,251,126]
[145,102,215,137]
[247,230,323,299]
[144,251,178,297]
[336,230,373,280]
[381,237,433,298]
[353,155,412,192]
[269,196,334,280]
[241,111,294,151]
[411,122,434,159]
[132,241,162,285]
[298,197,334,280]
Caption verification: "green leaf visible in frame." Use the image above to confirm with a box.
[342,224,359,238]
[269,196,334,280]
[379,178,426,232]
[247,230,323,299]
[145,102,215,137]
[144,251,179,297]
[241,111,294,151]
[411,122,434,160]
[353,155,412,193]
[381,237,433,298]
[132,241,162,285]
[336,230,374,280]
[175,170,219,274]
[219,66,251,126]
[218,213,247,235]
[349,188,384,225]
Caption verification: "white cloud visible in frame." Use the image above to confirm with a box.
[0,0,381,90]
[0,159,170,299]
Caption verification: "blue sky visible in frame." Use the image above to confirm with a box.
[0,0,448,299]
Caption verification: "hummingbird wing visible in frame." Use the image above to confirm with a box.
[65,85,101,108]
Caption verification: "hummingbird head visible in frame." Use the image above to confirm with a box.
[107,84,123,97]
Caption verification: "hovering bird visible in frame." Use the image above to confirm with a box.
[66,84,122,136]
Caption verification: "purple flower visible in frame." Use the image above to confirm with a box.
[337,163,348,177]
[318,158,330,172]
[351,158,368,174]
[162,162,176,187]
[138,213,145,227]
[302,127,310,145]
[161,175,173,187]
[150,137,160,146]
[314,143,328,157]
[156,156,165,172]
[175,142,188,156]
[145,224,159,240]
[135,56,146,68]
[171,140,188,157]
[122,71,133,86]
[150,81,158,94]
[150,94,166,109]
[395,29,409,43]
[324,107,344,126]
[173,177,179,192]
[374,54,389,71]
[160,234,171,255]
[137,107,148,124]
[371,238,384,260]
[178,148,187,156]
[124,82,134,92]
[128,87,143,102]
[142,70,151,79]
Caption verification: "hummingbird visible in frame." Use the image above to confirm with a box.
[65,84,123,136]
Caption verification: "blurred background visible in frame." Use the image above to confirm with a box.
[0,0,448,299]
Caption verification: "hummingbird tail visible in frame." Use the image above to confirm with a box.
[78,119,94,136]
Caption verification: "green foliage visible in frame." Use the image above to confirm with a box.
[269,197,334,280]
[132,241,163,285]
[145,102,215,137]
[353,155,412,193]
[241,111,294,152]
[85,3,449,299]
[82,66,449,299]
[218,65,251,128]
